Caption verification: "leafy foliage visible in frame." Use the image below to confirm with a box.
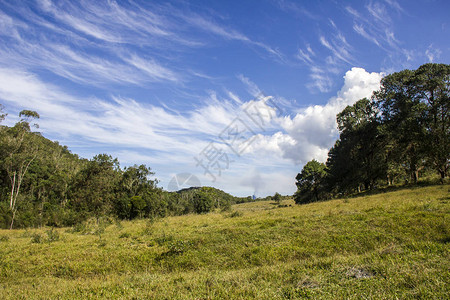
[294,160,327,204]
[294,63,449,204]
[272,192,282,204]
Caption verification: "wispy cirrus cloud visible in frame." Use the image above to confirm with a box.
[37,0,171,44]
[0,1,183,86]
[308,67,334,93]
[180,12,283,59]
[346,1,431,68]
[319,34,353,65]
[296,44,315,65]
[274,0,319,20]
[0,0,282,89]
[425,44,442,62]
[296,21,354,93]
[0,67,234,153]
[347,1,403,55]
[0,39,180,85]
[353,23,381,48]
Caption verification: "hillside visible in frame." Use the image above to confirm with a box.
[0,118,255,229]
[0,185,448,299]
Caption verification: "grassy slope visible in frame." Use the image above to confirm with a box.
[0,185,448,299]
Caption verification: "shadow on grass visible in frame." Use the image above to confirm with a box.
[294,179,448,206]
[348,180,448,199]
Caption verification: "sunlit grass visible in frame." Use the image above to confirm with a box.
[0,184,449,299]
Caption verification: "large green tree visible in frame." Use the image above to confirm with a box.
[374,69,427,183]
[374,63,449,182]
[1,110,40,229]
[327,98,386,193]
[294,159,327,204]
[413,63,450,180]
[70,154,121,221]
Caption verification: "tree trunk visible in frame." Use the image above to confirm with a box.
[439,169,446,183]
[412,170,419,184]
[9,172,16,209]
[8,156,36,230]
[10,209,16,230]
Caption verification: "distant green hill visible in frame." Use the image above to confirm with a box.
[176,186,255,208]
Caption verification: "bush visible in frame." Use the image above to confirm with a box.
[46,228,60,243]
[273,192,282,204]
[31,233,42,243]
[69,222,88,234]
[192,192,214,214]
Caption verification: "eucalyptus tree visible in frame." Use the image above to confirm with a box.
[1,110,40,229]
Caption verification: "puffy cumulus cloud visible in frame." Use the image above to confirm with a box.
[248,67,383,164]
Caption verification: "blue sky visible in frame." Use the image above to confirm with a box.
[0,0,448,196]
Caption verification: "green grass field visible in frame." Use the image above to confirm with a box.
[0,185,449,299]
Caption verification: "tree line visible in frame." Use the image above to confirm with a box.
[0,108,252,229]
[295,63,449,204]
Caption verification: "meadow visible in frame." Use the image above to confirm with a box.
[0,184,449,299]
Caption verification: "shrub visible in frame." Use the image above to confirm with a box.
[192,192,214,214]
[31,233,42,243]
[46,228,60,243]
[228,211,243,218]
[70,222,87,234]
[273,192,282,204]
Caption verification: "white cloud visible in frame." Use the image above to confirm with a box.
[319,36,352,65]
[0,30,181,85]
[37,0,170,43]
[297,48,314,64]
[353,24,381,47]
[124,54,179,82]
[238,74,263,98]
[249,67,383,164]
[176,9,282,59]
[275,0,318,20]
[366,2,390,25]
[349,1,406,59]
[308,66,334,93]
[384,0,404,13]
[0,0,284,89]
[0,68,221,152]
